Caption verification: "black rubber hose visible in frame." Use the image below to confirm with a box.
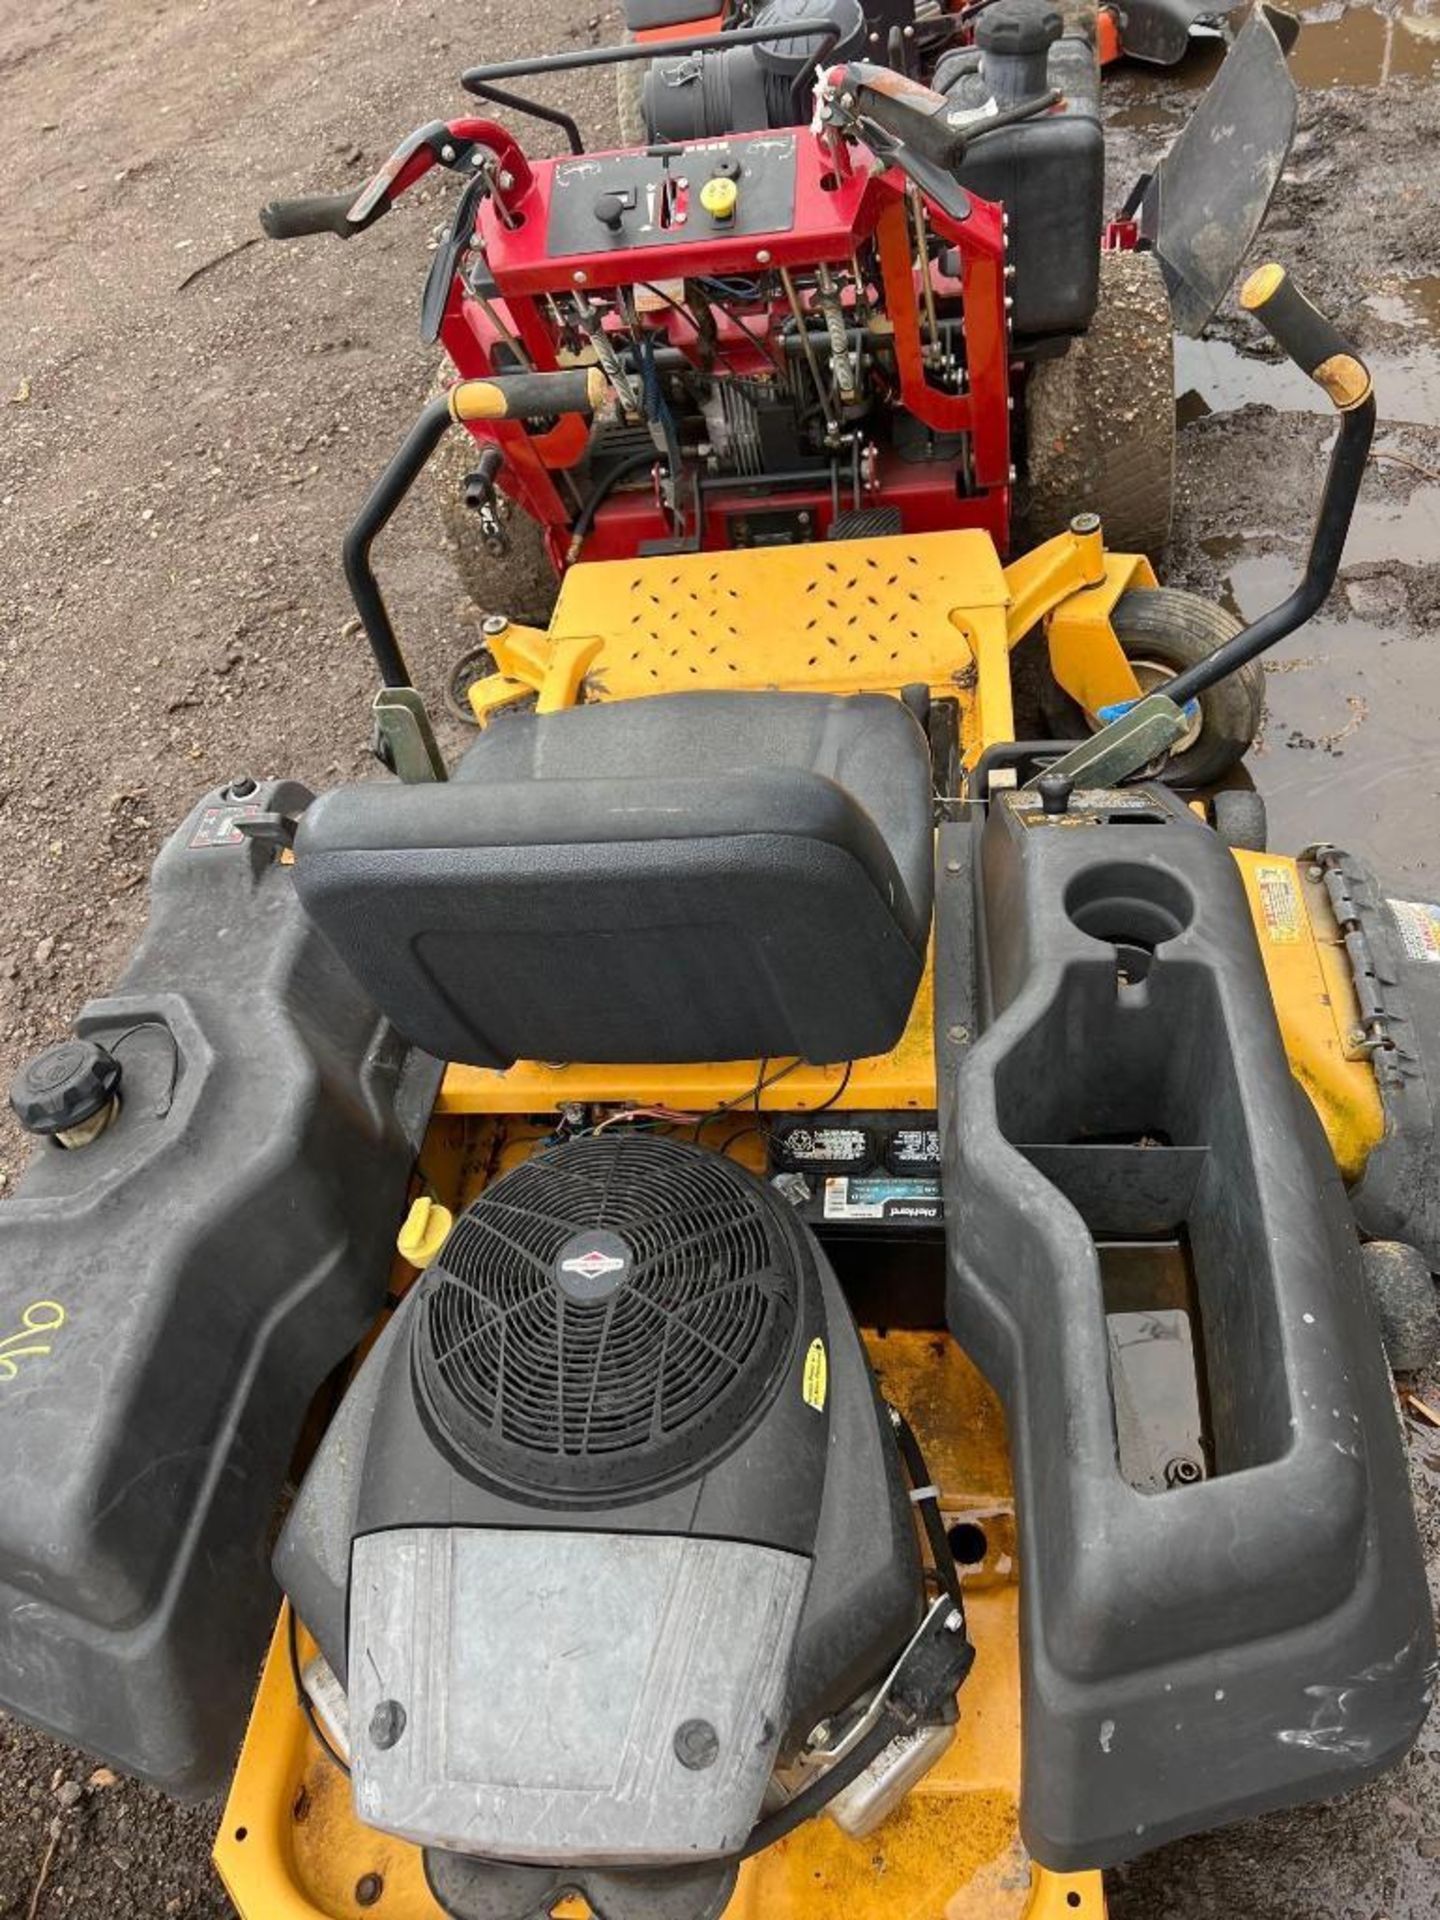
[286,1605,350,1776]
[740,1709,902,1859]
[566,448,665,561]
[890,1404,965,1617]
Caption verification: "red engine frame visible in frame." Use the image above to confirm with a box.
[428,114,1011,572]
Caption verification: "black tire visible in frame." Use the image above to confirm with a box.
[1021,248,1176,562]
[445,643,496,726]
[616,31,647,146]
[1211,786,1267,852]
[1041,587,1265,788]
[1361,1241,1440,1374]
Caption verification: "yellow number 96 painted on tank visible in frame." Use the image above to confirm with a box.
[0,1300,67,1381]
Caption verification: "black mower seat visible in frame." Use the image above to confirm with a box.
[293,690,934,1070]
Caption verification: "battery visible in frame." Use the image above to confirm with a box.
[768,1112,944,1230]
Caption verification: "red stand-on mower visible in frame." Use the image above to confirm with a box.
[263,2,1296,651]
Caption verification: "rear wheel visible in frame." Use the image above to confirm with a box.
[1041,586,1265,787]
[1021,247,1176,562]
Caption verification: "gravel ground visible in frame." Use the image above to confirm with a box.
[0,2,1437,1915]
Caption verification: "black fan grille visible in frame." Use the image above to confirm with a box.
[413,1136,801,1497]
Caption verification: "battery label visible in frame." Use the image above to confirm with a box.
[1254,862,1304,944]
[779,1126,870,1167]
[822,1177,943,1223]
[888,1127,940,1171]
[1388,897,1440,963]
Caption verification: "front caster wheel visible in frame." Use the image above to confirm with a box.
[1042,586,1266,788]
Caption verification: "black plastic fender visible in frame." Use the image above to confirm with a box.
[0,781,439,1795]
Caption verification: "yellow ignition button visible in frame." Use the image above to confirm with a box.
[700,174,739,222]
[397,1195,454,1269]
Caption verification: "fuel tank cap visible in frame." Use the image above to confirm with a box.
[975,0,1063,55]
[9,1038,122,1146]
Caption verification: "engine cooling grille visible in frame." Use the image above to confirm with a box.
[412,1136,801,1498]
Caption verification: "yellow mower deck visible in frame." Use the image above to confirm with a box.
[217,529,1386,1920]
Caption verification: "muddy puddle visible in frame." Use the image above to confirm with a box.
[1176,303,1440,890]
[1146,4,1440,889]
[1109,1,1440,132]
[1202,548,1440,887]
[1175,303,1440,428]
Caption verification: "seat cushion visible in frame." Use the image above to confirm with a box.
[452,692,934,946]
[294,691,934,1070]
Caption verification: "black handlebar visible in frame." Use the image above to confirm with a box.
[460,17,850,141]
[260,189,386,242]
[345,371,608,688]
[1160,265,1374,711]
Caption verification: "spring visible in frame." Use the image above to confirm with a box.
[816,266,857,403]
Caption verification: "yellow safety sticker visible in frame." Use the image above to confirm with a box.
[1255,862,1304,944]
[803,1338,828,1412]
[1388,898,1440,963]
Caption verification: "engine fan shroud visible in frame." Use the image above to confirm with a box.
[412,1135,804,1499]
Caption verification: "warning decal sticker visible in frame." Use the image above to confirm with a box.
[802,1339,828,1412]
[1388,898,1440,964]
[188,802,261,850]
[1254,862,1304,945]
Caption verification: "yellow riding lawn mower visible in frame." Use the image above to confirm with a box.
[2,262,1437,1920]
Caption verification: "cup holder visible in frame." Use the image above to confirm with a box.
[1064,864,1195,953]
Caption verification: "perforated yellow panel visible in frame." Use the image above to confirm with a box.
[548,529,1016,756]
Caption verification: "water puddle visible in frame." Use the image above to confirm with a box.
[1175,337,1330,420]
[1175,308,1440,429]
[1107,5,1440,131]
[1123,5,1440,885]
[1210,552,1440,885]
[1288,3,1440,88]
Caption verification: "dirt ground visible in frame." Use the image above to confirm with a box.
[1,1,1439,1915]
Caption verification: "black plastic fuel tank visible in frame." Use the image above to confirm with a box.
[0,779,438,1795]
[946,22,1104,337]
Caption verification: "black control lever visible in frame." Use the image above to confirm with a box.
[261,120,481,244]
[1160,265,1375,710]
[1026,265,1375,790]
[345,370,607,688]
[260,189,388,242]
